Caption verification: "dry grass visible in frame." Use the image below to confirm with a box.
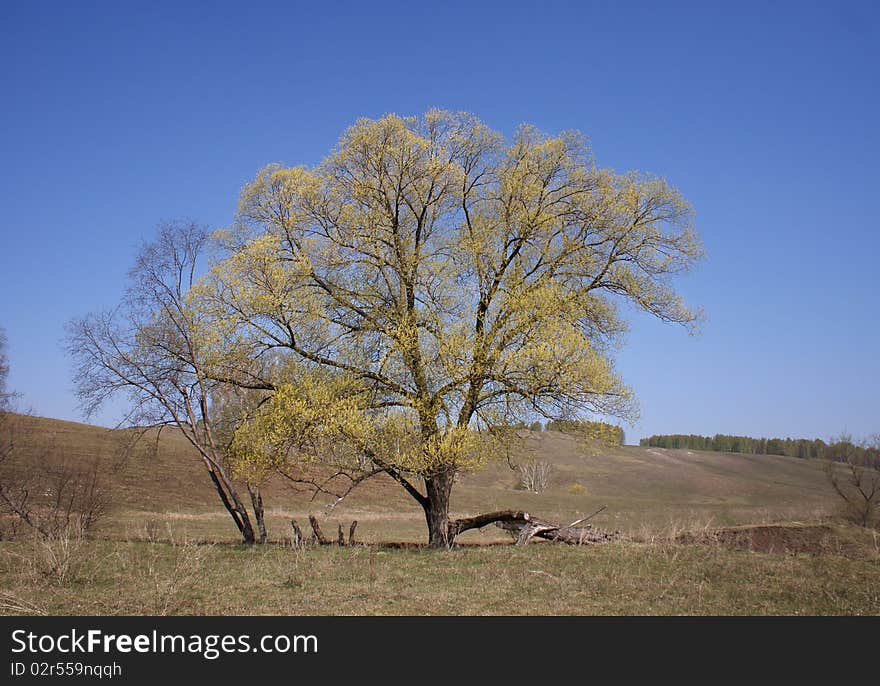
[0,532,878,616]
[2,415,845,545]
[2,414,877,615]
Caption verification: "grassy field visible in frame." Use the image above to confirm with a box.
[1,414,878,616]
[2,530,878,615]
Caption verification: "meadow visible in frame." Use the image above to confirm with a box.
[1,414,878,615]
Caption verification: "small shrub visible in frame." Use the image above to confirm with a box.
[138,518,162,543]
[0,447,110,541]
[118,539,210,615]
[567,482,587,495]
[518,461,551,493]
[14,521,88,586]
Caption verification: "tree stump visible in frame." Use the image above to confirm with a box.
[308,515,328,544]
[289,518,305,549]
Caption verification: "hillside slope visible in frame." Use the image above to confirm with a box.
[0,414,841,542]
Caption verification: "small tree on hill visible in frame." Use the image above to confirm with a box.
[824,432,880,527]
[0,329,11,411]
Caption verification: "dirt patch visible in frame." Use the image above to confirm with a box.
[676,524,871,558]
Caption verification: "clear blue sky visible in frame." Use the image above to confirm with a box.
[1,1,877,443]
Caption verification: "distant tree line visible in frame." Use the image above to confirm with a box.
[639,433,878,462]
[544,420,625,445]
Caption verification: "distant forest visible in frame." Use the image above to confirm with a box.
[640,433,873,461]
[541,420,626,445]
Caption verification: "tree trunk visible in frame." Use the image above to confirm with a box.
[449,509,617,545]
[423,469,454,547]
[206,465,256,544]
[448,510,530,539]
[248,484,267,544]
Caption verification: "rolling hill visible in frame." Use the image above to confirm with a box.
[0,413,843,544]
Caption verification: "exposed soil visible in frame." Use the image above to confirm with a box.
[676,524,874,558]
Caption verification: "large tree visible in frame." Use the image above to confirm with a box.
[193,110,703,546]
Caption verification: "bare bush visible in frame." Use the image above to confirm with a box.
[0,591,47,615]
[28,522,88,585]
[4,518,90,587]
[518,461,552,493]
[142,518,163,543]
[0,441,109,541]
[0,332,110,541]
[147,541,210,615]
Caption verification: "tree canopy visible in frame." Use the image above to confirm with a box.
[189,110,703,545]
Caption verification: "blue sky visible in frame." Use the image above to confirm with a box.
[1,1,877,443]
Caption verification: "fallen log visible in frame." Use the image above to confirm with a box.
[447,510,531,539]
[449,508,617,546]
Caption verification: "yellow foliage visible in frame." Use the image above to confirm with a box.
[189,110,703,483]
